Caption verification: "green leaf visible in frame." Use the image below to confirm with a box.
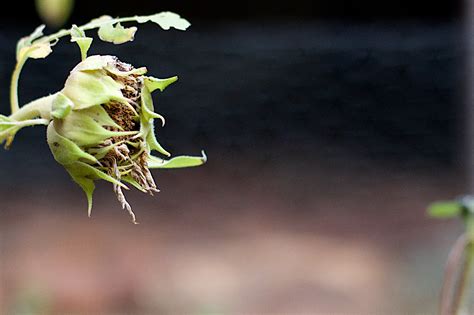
[0,116,50,148]
[70,25,93,60]
[136,12,191,31]
[17,42,52,62]
[144,76,177,93]
[0,115,13,132]
[16,25,45,57]
[146,126,170,157]
[148,151,207,169]
[84,15,113,29]
[98,22,137,44]
[141,86,165,125]
[16,25,53,62]
[428,201,462,218]
[51,93,73,119]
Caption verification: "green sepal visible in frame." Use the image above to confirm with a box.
[148,151,207,169]
[64,161,128,216]
[122,175,148,193]
[428,201,463,219]
[82,105,122,130]
[98,22,137,44]
[62,68,127,110]
[69,170,95,216]
[53,111,137,147]
[144,76,177,93]
[141,86,165,125]
[46,123,98,165]
[140,121,170,157]
[87,141,123,161]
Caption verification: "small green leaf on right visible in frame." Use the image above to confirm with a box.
[98,22,137,44]
[428,201,463,219]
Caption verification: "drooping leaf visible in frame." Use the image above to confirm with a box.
[16,25,45,57]
[141,86,165,125]
[98,22,137,44]
[25,43,52,59]
[84,15,113,29]
[136,12,190,31]
[65,161,127,216]
[144,76,177,93]
[148,151,207,169]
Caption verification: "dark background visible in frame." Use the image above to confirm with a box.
[0,0,463,23]
[0,1,468,314]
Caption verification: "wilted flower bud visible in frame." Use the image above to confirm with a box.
[45,55,205,223]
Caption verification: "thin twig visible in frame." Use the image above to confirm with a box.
[440,234,468,315]
[451,240,474,314]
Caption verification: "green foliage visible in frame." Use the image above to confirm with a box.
[2,12,206,223]
[428,201,463,219]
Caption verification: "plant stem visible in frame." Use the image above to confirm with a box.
[9,57,26,113]
[10,93,57,121]
[440,234,468,315]
[9,15,144,115]
[451,240,474,314]
[450,215,474,315]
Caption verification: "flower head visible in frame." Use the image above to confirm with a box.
[46,55,206,223]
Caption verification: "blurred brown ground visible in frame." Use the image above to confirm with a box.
[0,19,463,314]
[0,156,463,314]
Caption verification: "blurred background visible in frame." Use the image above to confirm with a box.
[0,0,467,313]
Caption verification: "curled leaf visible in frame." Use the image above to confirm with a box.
[16,25,45,58]
[70,25,92,60]
[136,12,190,31]
[148,151,207,169]
[144,76,178,93]
[98,22,137,44]
[26,43,53,59]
